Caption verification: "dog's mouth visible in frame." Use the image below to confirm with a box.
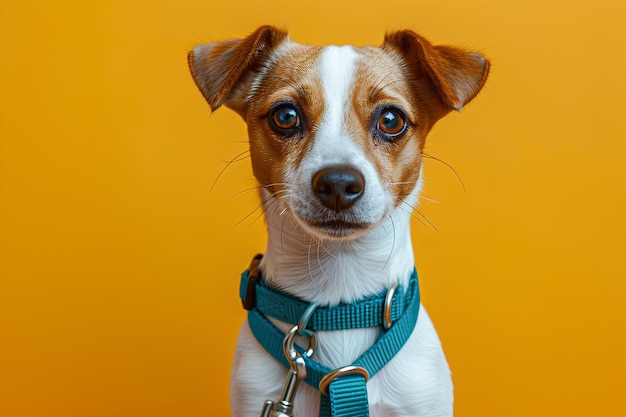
[289,205,381,240]
[308,219,372,239]
[284,194,391,241]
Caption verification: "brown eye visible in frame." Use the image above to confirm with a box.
[376,107,407,138]
[269,103,301,135]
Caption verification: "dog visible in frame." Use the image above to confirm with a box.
[188,26,489,417]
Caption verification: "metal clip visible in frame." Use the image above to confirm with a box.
[259,324,316,417]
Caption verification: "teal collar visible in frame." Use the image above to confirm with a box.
[239,254,421,417]
[240,255,412,331]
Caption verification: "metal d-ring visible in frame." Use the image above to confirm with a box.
[297,301,319,336]
[318,365,370,396]
[383,281,399,330]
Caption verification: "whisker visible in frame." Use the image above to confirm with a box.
[232,182,289,198]
[371,77,408,96]
[307,237,317,287]
[377,214,396,279]
[319,240,338,259]
[280,212,288,254]
[268,197,286,217]
[398,199,441,235]
[234,201,264,227]
[247,199,280,227]
[316,240,330,281]
[232,185,263,198]
[247,190,293,227]
[233,191,279,227]
[210,150,251,193]
[418,195,440,204]
[395,190,441,204]
[422,153,466,195]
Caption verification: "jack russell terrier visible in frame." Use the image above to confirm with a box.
[188,26,489,417]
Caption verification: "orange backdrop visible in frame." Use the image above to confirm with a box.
[1,1,624,416]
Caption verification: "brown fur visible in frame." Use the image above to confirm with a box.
[188,25,289,113]
[188,26,489,211]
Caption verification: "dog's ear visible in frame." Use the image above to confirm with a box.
[188,26,289,116]
[383,30,489,112]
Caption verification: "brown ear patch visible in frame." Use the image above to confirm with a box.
[188,25,289,112]
[383,30,490,111]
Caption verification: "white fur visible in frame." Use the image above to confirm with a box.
[230,45,453,417]
[287,46,390,249]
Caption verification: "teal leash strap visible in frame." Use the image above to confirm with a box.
[325,376,369,417]
[320,393,331,416]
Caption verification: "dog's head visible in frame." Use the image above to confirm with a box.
[189,26,489,240]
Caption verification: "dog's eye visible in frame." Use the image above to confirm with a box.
[376,108,407,138]
[269,104,301,135]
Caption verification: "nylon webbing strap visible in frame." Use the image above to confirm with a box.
[245,269,420,417]
[240,271,406,331]
[326,376,369,417]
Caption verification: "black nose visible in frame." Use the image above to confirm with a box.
[311,165,365,211]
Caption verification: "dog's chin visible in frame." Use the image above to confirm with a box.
[292,212,380,241]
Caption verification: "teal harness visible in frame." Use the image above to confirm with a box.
[240,254,421,417]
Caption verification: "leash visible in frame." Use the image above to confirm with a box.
[240,254,421,417]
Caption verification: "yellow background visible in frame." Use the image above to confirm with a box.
[1,0,624,416]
